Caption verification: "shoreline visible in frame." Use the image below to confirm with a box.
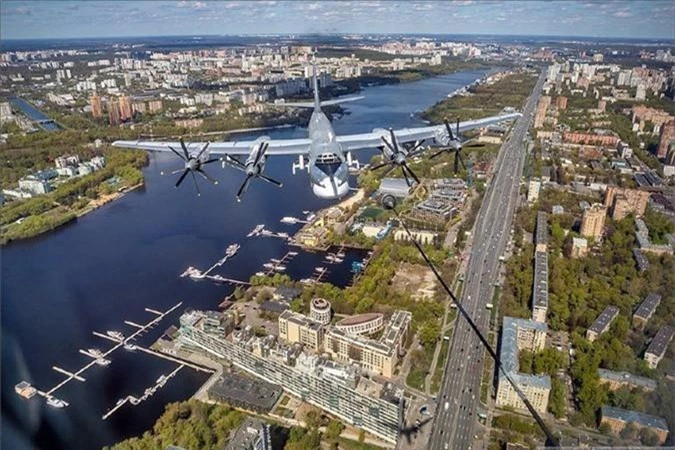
[1,181,145,246]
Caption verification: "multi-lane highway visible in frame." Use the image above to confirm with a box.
[428,69,546,450]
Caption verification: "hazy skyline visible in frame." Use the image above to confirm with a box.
[1,0,674,41]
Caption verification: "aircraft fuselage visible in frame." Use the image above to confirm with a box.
[306,109,350,199]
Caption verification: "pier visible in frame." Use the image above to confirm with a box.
[16,302,184,408]
[180,243,246,285]
[260,250,297,276]
[102,364,186,420]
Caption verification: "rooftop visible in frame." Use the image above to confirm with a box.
[209,371,282,413]
[601,405,669,431]
[536,211,548,245]
[379,178,412,197]
[500,316,550,389]
[597,369,657,391]
[533,251,549,309]
[646,325,675,358]
[226,418,270,450]
[337,313,383,326]
[279,310,324,331]
[634,293,662,320]
[588,306,620,335]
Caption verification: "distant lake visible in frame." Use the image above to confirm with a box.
[1,68,489,450]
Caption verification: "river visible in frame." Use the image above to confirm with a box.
[1,69,489,450]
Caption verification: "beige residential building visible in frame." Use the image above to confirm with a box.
[496,317,550,414]
[278,310,324,352]
[604,187,650,220]
[325,310,411,378]
[644,325,674,369]
[600,406,669,445]
[580,203,606,240]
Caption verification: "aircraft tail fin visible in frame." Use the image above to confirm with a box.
[312,65,320,111]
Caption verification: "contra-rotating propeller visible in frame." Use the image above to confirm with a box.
[162,138,219,196]
[430,118,484,174]
[371,128,424,187]
[223,141,283,202]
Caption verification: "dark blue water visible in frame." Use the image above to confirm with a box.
[1,69,488,450]
[9,97,61,131]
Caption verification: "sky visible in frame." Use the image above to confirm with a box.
[1,0,674,41]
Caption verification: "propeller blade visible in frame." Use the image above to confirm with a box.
[456,117,460,137]
[175,169,189,187]
[380,135,395,154]
[454,150,460,174]
[430,149,445,159]
[458,151,467,170]
[407,141,424,157]
[400,166,413,187]
[402,163,420,185]
[253,141,269,167]
[444,118,455,141]
[224,155,246,170]
[203,158,220,164]
[179,138,190,160]
[388,128,400,153]
[196,168,218,185]
[196,142,211,160]
[258,174,283,187]
[236,175,253,202]
[371,161,392,171]
[168,145,186,161]
[170,169,184,175]
[190,170,200,196]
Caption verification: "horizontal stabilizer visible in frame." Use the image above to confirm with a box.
[273,95,364,109]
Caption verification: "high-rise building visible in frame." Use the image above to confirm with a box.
[90,94,102,118]
[604,187,650,220]
[657,120,675,159]
[108,100,121,126]
[147,100,163,113]
[580,203,606,240]
[118,95,132,121]
[555,96,567,110]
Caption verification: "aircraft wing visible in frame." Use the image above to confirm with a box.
[112,137,312,156]
[336,112,522,151]
[112,112,520,156]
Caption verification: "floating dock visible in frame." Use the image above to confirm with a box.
[15,302,184,409]
[180,243,248,285]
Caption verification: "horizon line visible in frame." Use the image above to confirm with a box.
[1,31,673,43]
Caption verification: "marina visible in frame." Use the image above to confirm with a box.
[12,302,207,411]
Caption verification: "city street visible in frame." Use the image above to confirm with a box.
[427,70,546,450]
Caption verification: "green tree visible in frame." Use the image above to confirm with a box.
[304,408,323,429]
[639,427,660,446]
[549,379,567,418]
[418,321,441,349]
[324,419,345,441]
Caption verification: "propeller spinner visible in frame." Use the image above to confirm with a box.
[430,118,484,174]
[223,141,283,202]
[371,128,424,187]
[162,138,219,196]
